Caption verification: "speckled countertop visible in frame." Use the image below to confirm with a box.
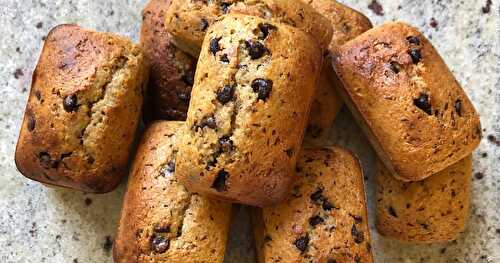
[0,0,498,262]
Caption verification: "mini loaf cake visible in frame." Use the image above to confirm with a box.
[164,0,333,56]
[305,0,373,142]
[252,147,373,262]
[376,155,472,242]
[332,22,481,181]
[175,14,322,207]
[113,121,232,262]
[141,0,197,121]
[306,0,374,50]
[14,24,148,193]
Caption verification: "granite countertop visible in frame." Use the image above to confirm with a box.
[0,0,498,262]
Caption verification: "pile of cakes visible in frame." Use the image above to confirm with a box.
[15,0,481,262]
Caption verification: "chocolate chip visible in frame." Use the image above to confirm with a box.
[154,224,171,233]
[251,79,272,101]
[351,224,364,244]
[181,71,195,86]
[294,235,309,252]
[413,93,432,115]
[216,85,234,104]
[407,36,420,45]
[27,115,36,131]
[388,206,398,218]
[285,148,294,157]
[197,116,217,130]
[63,94,78,112]
[245,40,268,60]
[309,215,324,227]
[84,198,92,206]
[420,223,429,230]
[209,37,221,55]
[390,61,401,73]
[220,2,230,13]
[455,99,462,116]
[200,18,209,31]
[327,259,337,263]
[219,136,233,152]
[166,161,175,173]
[211,170,229,192]
[322,200,335,211]
[258,23,277,40]
[310,188,324,202]
[150,234,169,253]
[409,48,422,64]
[220,54,230,63]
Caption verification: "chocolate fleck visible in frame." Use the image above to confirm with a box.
[474,172,485,180]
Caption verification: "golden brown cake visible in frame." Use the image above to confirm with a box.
[304,0,373,143]
[175,14,322,207]
[113,121,232,262]
[164,0,333,56]
[376,155,472,243]
[140,0,197,121]
[14,24,149,193]
[332,22,481,181]
[252,147,373,262]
